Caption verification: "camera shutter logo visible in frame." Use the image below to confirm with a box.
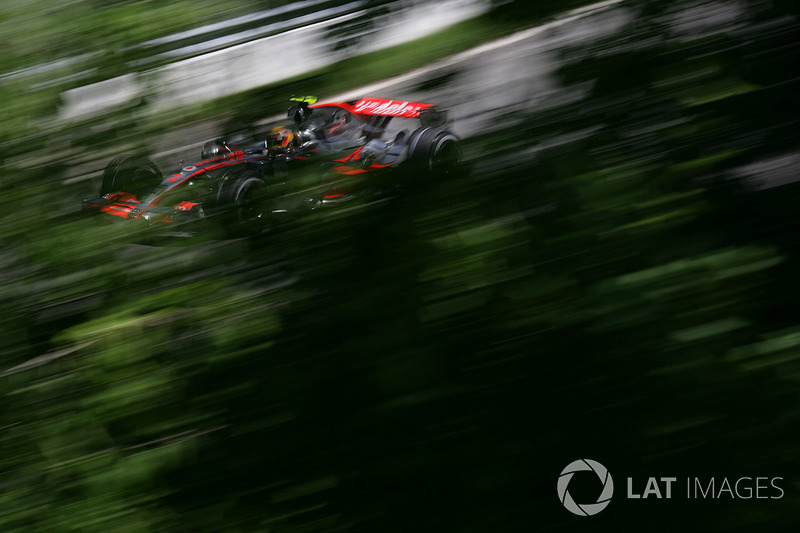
[557,459,614,516]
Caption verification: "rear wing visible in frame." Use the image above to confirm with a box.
[288,96,450,128]
[352,98,434,118]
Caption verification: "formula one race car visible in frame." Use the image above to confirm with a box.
[83,145,273,236]
[83,96,461,233]
[279,95,462,196]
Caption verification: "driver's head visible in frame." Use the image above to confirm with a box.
[267,126,298,156]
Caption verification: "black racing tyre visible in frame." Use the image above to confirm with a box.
[217,171,269,235]
[101,155,162,198]
[407,127,462,175]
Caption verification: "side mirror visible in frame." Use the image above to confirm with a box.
[202,139,231,159]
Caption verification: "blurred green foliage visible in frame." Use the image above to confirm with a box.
[2,0,800,531]
[0,0,251,72]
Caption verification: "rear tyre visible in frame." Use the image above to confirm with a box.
[407,127,462,177]
[101,155,162,199]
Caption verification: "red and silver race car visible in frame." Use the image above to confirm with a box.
[83,96,461,233]
[264,95,462,205]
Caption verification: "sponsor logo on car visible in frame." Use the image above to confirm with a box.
[352,98,432,118]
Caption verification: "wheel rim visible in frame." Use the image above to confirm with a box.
[432,140,461,171]
[238,180,266,223]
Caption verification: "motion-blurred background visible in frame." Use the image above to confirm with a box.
[1,0,799,530]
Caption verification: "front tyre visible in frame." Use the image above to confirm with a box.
[101,155,162,198]
[218,171,269,235]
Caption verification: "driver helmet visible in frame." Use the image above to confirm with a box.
[267,126,298,155]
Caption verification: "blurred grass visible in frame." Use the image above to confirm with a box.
[0,0,256,73]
